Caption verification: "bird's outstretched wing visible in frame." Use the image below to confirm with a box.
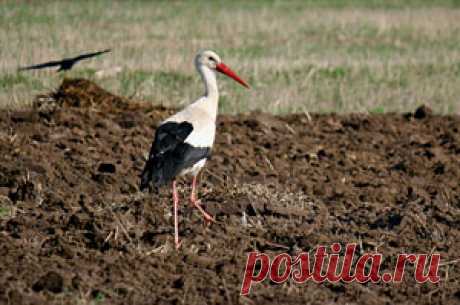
[18,60,64,71]
[73,49,111,61]
[18,49,111,71]
[140,121,210,190]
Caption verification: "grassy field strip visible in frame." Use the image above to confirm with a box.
[1,1,460,113]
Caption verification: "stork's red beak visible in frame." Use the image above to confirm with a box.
[216,63,250,89]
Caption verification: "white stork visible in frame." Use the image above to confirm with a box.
[140,50,249,249]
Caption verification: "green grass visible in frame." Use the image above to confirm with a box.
[91,291,105,305]
[0,206,10,218]
[1,0,460,113]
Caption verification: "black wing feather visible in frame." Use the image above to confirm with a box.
[74,49,111,61]
[140,121,210,190]
[18,60,63,71]
[149,121,193,157]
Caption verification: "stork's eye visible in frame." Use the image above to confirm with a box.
[208,56,215,62]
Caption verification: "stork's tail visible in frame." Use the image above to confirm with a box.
[139,166,153,191]
[139,156,169,191]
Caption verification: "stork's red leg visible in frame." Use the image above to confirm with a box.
[190,175,215,223]
[172,180,181,249]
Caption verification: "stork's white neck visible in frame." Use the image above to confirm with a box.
[196,64,219,120]
[199,65,218,99]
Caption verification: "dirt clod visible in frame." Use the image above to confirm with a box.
[414,104,433,119]
[32,272,64,293]
[98,163,116,174]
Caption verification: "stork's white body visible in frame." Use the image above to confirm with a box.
[164,97,218,164]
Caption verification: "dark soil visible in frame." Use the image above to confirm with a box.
[0,79,459,305]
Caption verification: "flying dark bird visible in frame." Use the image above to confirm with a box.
[18,49,111,72]
[140,50,249,249]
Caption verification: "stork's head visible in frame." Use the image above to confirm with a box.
[195,50,249,88]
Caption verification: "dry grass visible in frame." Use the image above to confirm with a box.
[1,1,460,113]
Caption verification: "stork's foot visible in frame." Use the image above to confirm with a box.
[175,239,182,250]
[191,199,216,224]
